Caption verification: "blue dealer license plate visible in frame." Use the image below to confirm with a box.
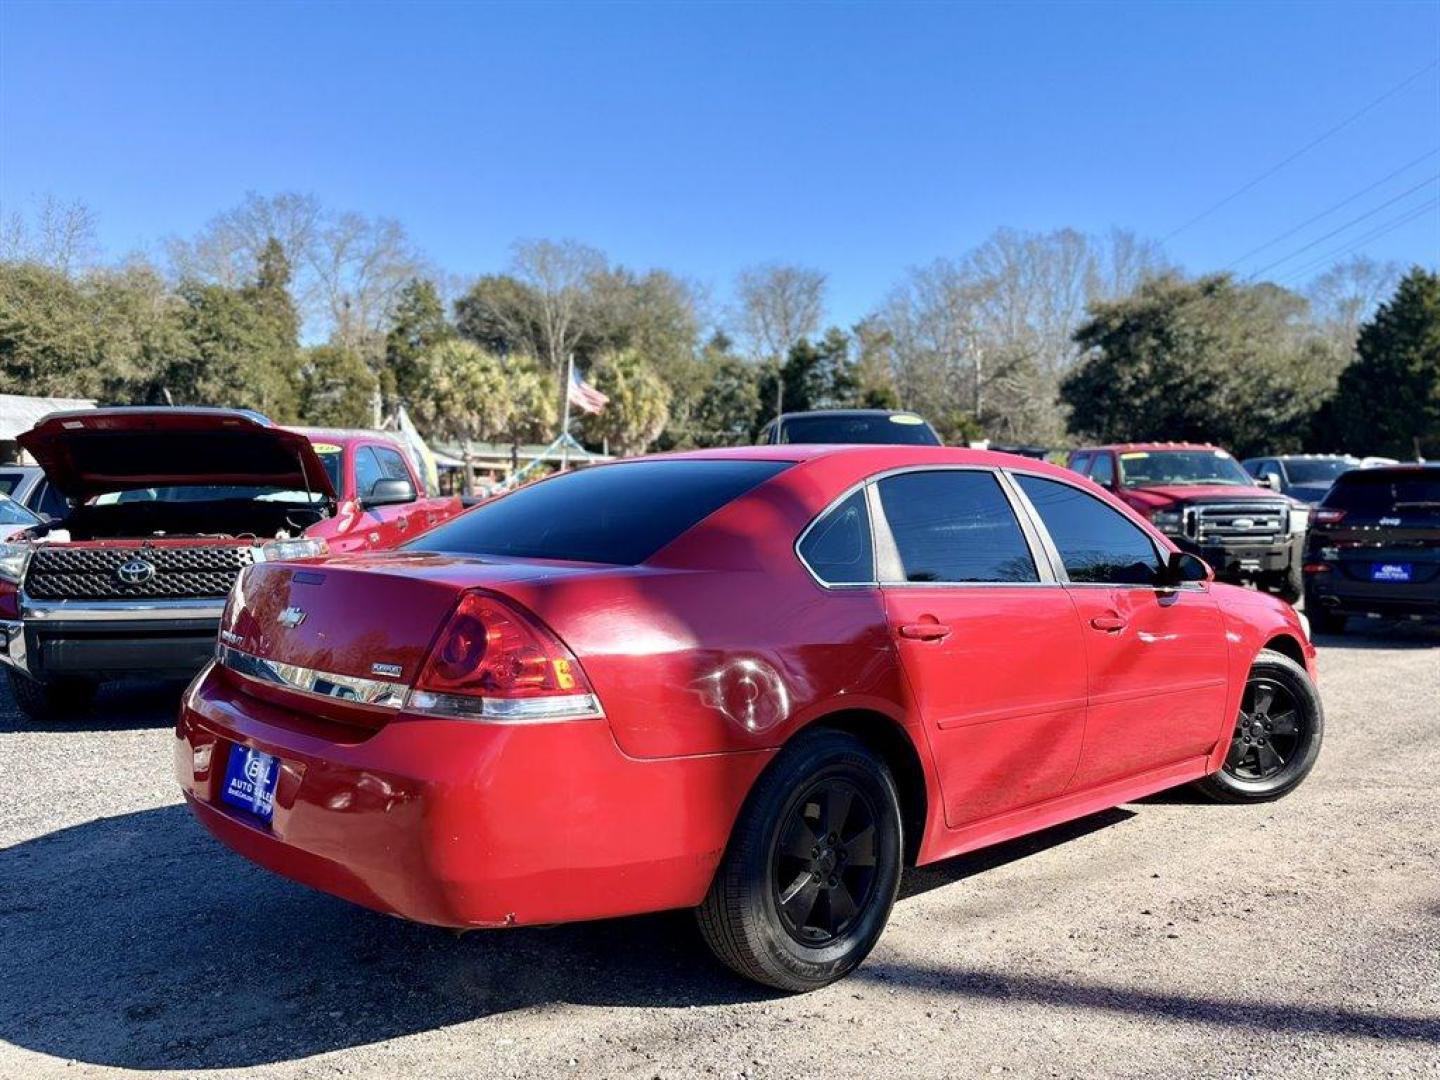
[1371,563,1413,583]
[221,745,279,824]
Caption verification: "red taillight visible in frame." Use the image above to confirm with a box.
[1313,508,1346,525]
[0,579,18,619]
[408,592,600,722]
[1302,563,1331,574]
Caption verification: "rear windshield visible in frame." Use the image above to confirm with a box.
[779,414,940,446]
[1323,470,1440,514]
[0,473,23,497]
[408,459,791,565]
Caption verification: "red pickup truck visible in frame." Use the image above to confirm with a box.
[0,407,464,720]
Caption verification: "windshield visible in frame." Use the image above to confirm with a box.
[1119,450,1254,488]
[92,485,327,505]
[779,414,940,446]
[314,448,343,492]
[1285,460,1352,485]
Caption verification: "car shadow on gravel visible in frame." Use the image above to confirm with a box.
[0,802,1159,1070]
[0,678,188,734]
[851,960,1440,1045]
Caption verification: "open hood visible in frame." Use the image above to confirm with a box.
[18,407,337,501]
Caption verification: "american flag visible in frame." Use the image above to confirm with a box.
[567,365,609,415]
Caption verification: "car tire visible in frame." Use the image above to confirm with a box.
[1277,562,1303,605]
[697,728,904,992]
[6,670,97,722]
[1193,649,1323,803]
[1308,605,1346,635]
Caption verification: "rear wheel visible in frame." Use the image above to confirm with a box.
[1194,649,1323,803]
[697,729,903,992]
[6,670,98,722]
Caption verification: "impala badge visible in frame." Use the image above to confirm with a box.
[277,607,307,629]
[371,662,403,679]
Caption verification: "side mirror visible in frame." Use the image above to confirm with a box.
[361,478,416,508]
[1162,550,1213,586]
[1255,474,1280,490]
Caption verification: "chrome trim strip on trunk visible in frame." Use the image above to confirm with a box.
[19,598,227,622]
[217,644,407,709]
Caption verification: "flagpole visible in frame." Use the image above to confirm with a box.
[561,352,573,472]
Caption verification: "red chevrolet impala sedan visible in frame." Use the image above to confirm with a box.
[176,447,1323,991]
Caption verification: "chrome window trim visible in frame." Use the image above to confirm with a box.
[218,644,408,709]
[20,597,227,622]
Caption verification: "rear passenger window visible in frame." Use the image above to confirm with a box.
[1070,453,1092,476]
[1015,475,1163,586]
[799,490,873,585]
[876,471,1038,583]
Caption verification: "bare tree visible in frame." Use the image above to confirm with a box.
[1305,255,1403,357]
[313,212,426,355]
[0,194,99,274]
[733,262,826,418]
[510,239,607,374]
[165,192,424,350]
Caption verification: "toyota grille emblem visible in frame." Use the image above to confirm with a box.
[115,558,156,586]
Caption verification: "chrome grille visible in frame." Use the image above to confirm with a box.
[1185,502,1289,545]
[24,545,255,600]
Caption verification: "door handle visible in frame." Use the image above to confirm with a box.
[1089,614,1127,633]
[899,622,952,641]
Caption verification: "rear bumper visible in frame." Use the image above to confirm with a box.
[1304,573,1440,619]
[175,663,770,928]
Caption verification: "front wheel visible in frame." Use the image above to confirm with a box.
[697,729,904,992]
[1276,562,1303,605]
[1193,649,1323,803]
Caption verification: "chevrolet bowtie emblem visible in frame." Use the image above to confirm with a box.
[277,607,307,629]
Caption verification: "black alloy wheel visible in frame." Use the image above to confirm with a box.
[1225,677,1302,781]
[1194,648,1324,803]
[772,778,880,946]
[697,728,903,992]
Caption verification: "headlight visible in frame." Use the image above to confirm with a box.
[1150,510,1184,535]
[255,537,330,562]
[0,542,32,584]
[1288,507,1309,534]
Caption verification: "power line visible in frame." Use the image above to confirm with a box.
[1245,173,1439,280]
[1162,59,1439,242]
[1225,146,1440,270]
[1277,198,1440,286]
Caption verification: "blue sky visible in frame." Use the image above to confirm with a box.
[2,1,1437,327]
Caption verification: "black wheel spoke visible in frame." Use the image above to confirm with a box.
[779,874,821,927]
[1251,685,1275,720]
[1255,742,1282,774]
[1269,710,1299,737]
[845,824,877,867]
[1226,739,1250,770]
[772,776,880,946]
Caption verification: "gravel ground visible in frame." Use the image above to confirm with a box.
[1,620,1436,1079]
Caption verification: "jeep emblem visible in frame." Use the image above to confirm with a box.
[116,558,156,585]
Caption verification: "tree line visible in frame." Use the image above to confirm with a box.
[1,191,1436,468]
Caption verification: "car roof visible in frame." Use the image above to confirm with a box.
[1073,442,1220,454]
[773,409,927,421]
[287,427,405,447]
[628,443,1077,476]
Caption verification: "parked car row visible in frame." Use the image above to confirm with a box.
[0,403,1336,994]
